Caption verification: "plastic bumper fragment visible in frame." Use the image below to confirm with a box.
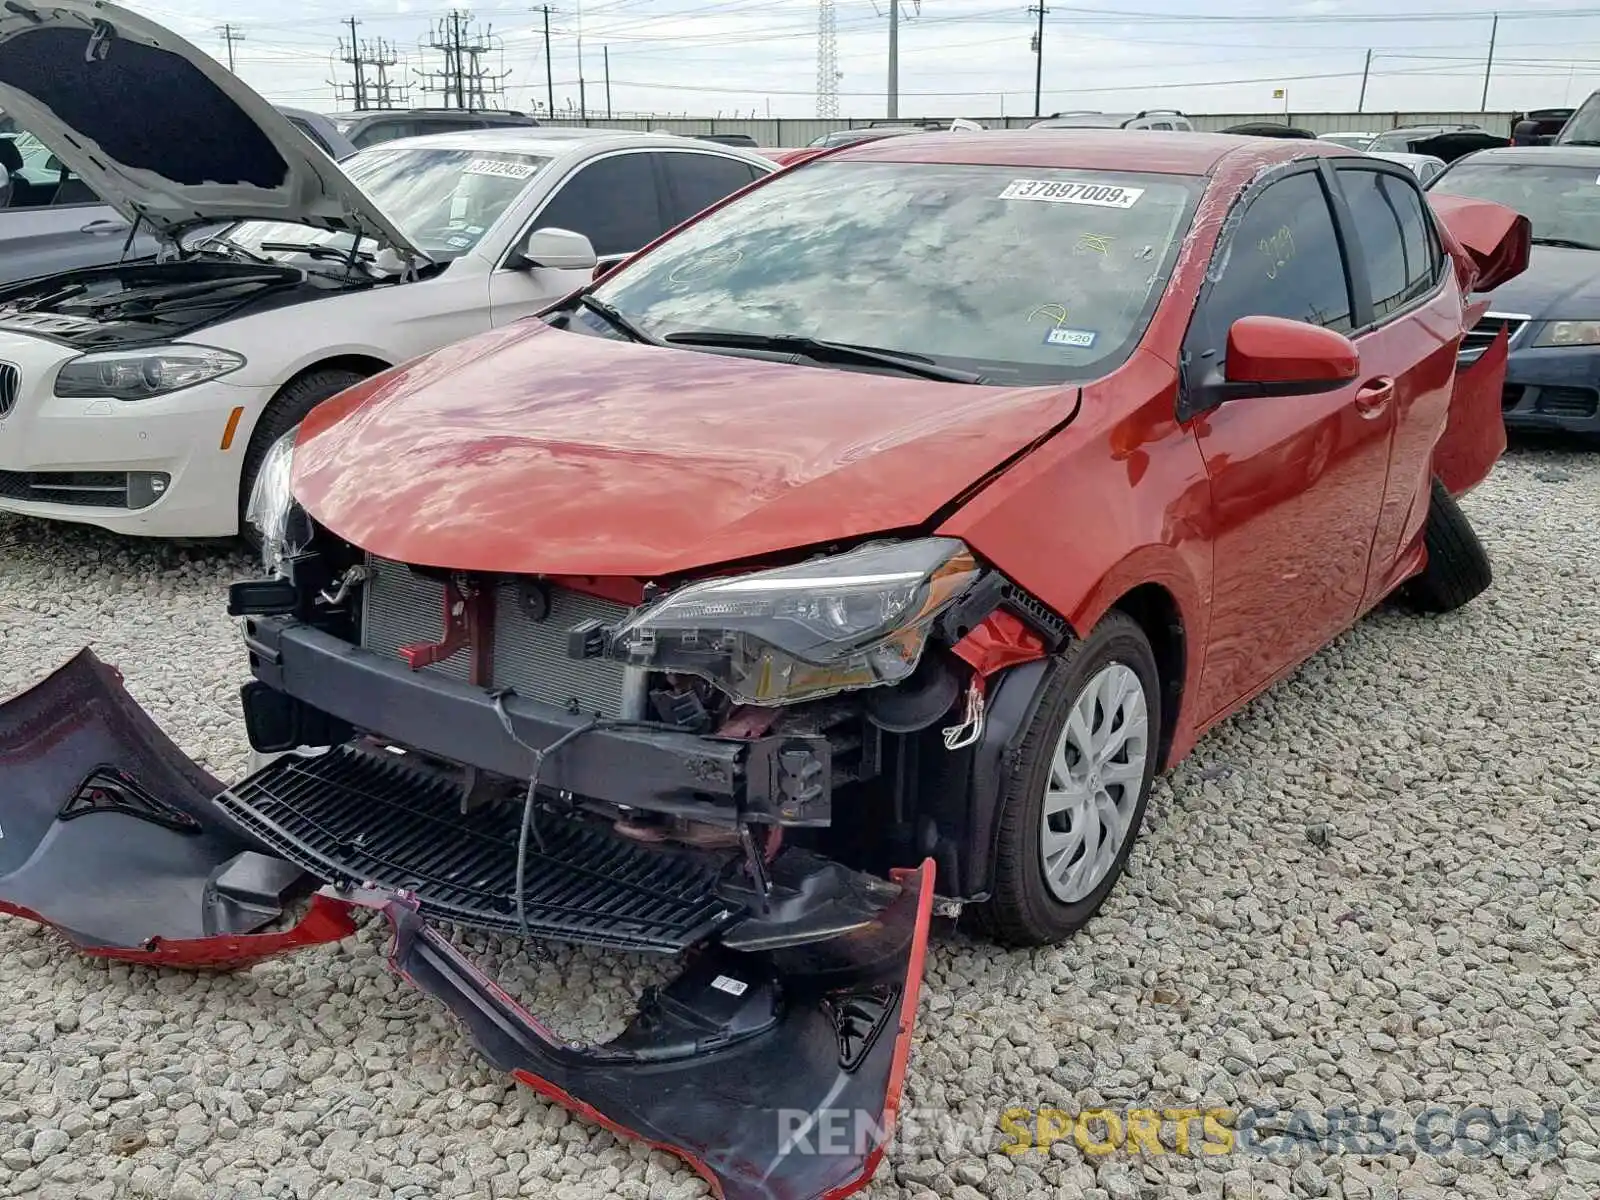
[0,649,356,967]
[359,861,936,1200]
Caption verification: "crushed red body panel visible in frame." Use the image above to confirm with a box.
[1437,324,1510,498]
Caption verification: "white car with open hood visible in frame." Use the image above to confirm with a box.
[0,2,773,537]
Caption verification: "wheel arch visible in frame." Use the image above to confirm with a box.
[1107,581,1186,771]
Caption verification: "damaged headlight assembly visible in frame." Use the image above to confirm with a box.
[245,427,314,575]
[603,537,981,705]
[53,345,245,400]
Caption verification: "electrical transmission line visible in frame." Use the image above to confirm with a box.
[332,19,409,111]
[416,9,511,110]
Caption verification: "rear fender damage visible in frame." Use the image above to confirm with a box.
[0,650,937,1200]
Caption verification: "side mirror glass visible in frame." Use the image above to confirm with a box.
[511,226,597,272]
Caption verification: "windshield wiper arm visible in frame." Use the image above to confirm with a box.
[662,330,984,383]
[577,293,664,345]
[258,241,374,262]
[1530,236,1600,251]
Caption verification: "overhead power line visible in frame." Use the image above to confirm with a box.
[416,9,511,109]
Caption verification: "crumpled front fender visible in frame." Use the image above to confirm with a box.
[0,649,356,966]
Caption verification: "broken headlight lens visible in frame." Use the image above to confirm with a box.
[245,427,313,575]
[53,345,245,400]
[605,538,981,706]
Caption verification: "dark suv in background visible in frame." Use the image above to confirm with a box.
[331,108,541,150]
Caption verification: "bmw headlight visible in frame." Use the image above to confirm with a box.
[54,345,245,400]
[245,427,313,575]
[605,538,981,706]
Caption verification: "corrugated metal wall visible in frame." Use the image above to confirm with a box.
[540,111,1518,145]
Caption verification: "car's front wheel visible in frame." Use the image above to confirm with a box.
[971,611,1161,947]
[1401,475,1493,613]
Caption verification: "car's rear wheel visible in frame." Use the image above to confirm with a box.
[1401,475,1493,614]
[237,367,368,546]
[971,612,1161,947]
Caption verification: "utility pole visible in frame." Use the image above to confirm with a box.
[1028,3,1047,119]
[1481,13,1498,111]
[1358,48,1372,112]
[887,0,898,119]
[417,11,508,110]
[340,18,366,109]
[216,23,245,72]
[542,5,554,117]
[604,45,612,119]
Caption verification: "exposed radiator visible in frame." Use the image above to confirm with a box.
[360,556,636,717]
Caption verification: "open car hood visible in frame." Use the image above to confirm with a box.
[0,1,420,256]
[293,320,1079,578]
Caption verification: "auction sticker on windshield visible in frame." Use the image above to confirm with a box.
[465,158,538,179]
[999,179,1145,208]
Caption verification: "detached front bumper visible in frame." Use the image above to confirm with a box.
[0,648,934,1200]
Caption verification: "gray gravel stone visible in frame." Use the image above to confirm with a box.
[0,447,1594,1200]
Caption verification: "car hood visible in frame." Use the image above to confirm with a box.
[293,322,1078,578]
[1482,244,1600,320]
[0,1,419,257]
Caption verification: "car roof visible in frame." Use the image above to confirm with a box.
[833,129,1339,175]
[363,126,771,161]
[1441,144,1600,167]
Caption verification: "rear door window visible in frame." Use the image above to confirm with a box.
[659,153,765,225]
[532,152,668,258]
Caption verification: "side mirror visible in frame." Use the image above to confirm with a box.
[510,226,597,272]
[1194,316,1359,409]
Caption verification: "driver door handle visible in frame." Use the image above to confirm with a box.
[1355,376,1394,418]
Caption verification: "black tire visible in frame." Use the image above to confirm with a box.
[238,367,368,544]
[1401,476,1492,614]
[969,611,1162,947]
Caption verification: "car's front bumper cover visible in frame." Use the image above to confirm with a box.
[1501,343,1600,433]
[0,648,934,1200]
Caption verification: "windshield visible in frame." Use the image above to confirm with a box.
[591,160,1201,385]
[216,146,551,262]
[1429,161,1600,247]
[1557,94,1600,143]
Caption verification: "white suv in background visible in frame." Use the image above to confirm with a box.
[0,2,772,539]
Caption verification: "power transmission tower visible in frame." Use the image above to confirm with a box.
[816,0,840,118]
[416,10,510,110]
[364,39,407,107]
[216,23,245,72]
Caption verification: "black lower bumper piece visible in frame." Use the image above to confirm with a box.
[218,743,745,952]
[0,649,356,966]
[359,859,935,1200]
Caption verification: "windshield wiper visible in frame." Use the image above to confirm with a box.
[1530,236,1600,251]
[194,235,278,267]
[661,330,984,384]
[258,241,374,263]
[577,293,663,346]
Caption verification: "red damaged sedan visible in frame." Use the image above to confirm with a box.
[1,132,1526,1200]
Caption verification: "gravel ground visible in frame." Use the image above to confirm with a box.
[0,444,1596,1200]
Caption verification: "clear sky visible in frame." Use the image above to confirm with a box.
[137,0,1600,120]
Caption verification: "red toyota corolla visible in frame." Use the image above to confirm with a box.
[2,132,1526,1200]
